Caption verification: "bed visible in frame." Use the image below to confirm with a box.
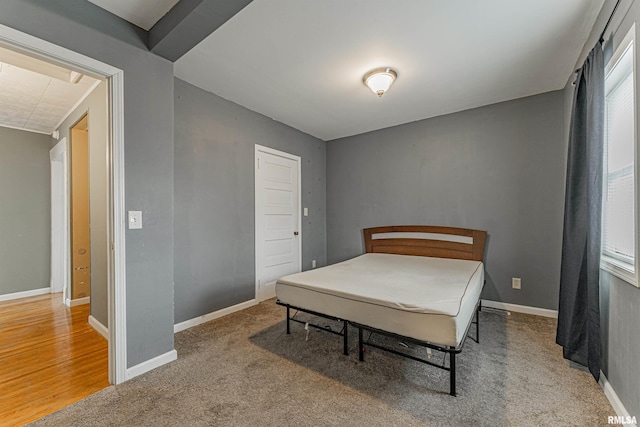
[275,225,487,396]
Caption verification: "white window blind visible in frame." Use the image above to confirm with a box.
[603,42,635,265]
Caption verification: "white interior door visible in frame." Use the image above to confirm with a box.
[255,145,301,301]
[50,138,69,301]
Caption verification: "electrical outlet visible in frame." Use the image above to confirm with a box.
[312,260,317,269]
[512,277,522,290]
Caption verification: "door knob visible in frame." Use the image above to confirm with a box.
[294,231,299,236]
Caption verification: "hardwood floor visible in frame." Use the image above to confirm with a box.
[0,293,109,426]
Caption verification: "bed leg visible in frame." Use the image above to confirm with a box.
[358,327,364,361]
[476,301,480,343]
[342,320,349,356]
[286,306,290,335]
[450,352,456,396]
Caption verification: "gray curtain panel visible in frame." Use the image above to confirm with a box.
[556,41,604,381]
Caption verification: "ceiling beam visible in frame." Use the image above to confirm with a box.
[149,0,254,62]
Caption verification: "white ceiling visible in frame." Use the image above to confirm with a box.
[85,0,605,141]
[88,0,180,31]
[173,0,604,141]
[0,47,100,135]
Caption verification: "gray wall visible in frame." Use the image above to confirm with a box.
[54,81,109,326]
[174,78,326,323]
[0,127,51,296]
[600,271,640,416]
[1,0,175,368]
[326,91,565,311]
[568,0,640,416]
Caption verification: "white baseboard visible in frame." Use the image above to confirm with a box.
[174,299,258,333]
[125,349,177,381]
[599,371,636,422]
[481,299,558,318]
[66,296,90,307]
[88,315,109,340]
[0,287,50,302]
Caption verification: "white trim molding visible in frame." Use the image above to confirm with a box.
[89,315,109,340]
[0,122,51,135]
[0,24,121,79]
[109,68,127,385]
[174,299,258,333]
[126,350,177,381]
[481,300,558,318]
[67,296,90,307]
[0,287,50,302]
[601,23,640,290]
[599,371,637,423]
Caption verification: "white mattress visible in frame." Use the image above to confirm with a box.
[276,253,484,347]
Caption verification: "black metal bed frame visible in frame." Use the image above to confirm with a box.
[276,299,481,396]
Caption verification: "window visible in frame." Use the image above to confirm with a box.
[602,25,639,287]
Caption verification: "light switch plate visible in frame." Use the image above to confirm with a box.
[303,207,309,217]
[128,211,142,229]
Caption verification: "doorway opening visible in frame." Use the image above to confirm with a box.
[0,23,127,386]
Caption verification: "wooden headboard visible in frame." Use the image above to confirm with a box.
[363,225,487,262]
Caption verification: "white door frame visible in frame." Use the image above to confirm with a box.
[50,138,69,300]
[0,24,128,384]
[254,144,302,302]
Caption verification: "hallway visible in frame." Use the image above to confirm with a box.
[0,293,108,426]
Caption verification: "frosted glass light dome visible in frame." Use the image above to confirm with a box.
[363,67,397,97]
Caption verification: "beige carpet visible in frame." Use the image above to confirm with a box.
[29,299,614,426]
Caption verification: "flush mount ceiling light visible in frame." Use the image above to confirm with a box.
[363,67,397,97]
